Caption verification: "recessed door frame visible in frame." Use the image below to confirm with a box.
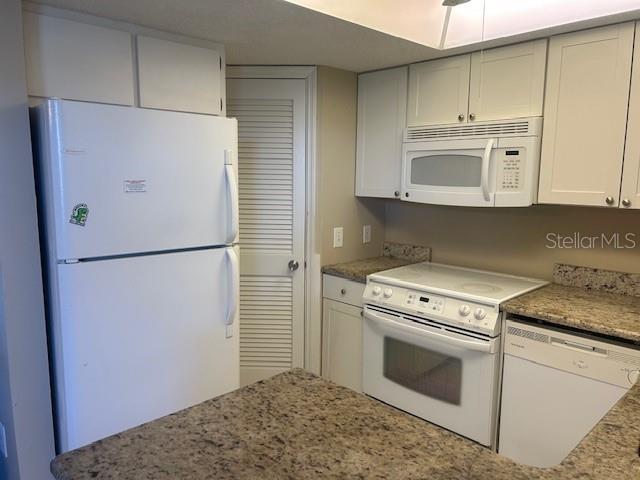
[226,65,321,375]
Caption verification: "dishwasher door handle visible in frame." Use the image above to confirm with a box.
[550,340,606,357]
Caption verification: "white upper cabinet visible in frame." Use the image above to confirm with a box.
[538,23,634,207]
[356,67,407,198]
[23,12,135,105]
[137,36,223,115]
[407,55,470,126]
[407,40,546,128]
[620,23,640,210]
[468,40,547,122]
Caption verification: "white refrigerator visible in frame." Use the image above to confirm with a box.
[31,99,240,453]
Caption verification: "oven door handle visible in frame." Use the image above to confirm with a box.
[364,307,496,354]
[481,138,495,202]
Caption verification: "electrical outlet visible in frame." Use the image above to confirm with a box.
[0,422,7,458]
[362,225,371,244]
[333,227,344,248]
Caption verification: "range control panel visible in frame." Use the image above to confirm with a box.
[364,281,501,336]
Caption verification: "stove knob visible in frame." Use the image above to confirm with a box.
[383,288,393,298]
[629,370,640,385]
[474,308,487,320]
[372,286,382,296]
[459,305,471,317]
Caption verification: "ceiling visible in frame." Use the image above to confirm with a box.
[285,0,640,49]
[27,0,442,72]
[27,0,640,73]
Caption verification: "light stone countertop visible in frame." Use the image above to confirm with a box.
[502,283,640,344]
[503,263,640,344]
[321,241,431,283]
[51,369,640,480]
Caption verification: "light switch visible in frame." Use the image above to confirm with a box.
[333,227,344,248]
[363,225,371,244]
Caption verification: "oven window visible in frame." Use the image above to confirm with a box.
[383,337,462,405]
[410,154,481,187]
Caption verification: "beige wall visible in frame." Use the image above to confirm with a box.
[385,202,640,280]
[316,66,386,266]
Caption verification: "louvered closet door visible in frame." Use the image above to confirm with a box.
[227,79,306,386]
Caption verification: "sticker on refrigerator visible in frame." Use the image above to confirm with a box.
[69,203,89,227]
[123,179,147,193]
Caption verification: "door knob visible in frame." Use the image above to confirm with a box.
[288,260,299,272]
[605,196,615,205]
[622,198,631,207]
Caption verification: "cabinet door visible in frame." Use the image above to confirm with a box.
[137,36,222,115]
[620,23,640,210]
[538,23,634,207]
[322,299,362,392]
[356,67,407,198]
[23,12,134,105]
[468,40,547,122]
[407,55,470,127]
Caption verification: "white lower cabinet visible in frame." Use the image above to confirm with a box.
[322,275,365,392]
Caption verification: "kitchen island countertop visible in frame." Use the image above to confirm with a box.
[51,368,640,480]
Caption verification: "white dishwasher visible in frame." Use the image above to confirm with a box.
[499,318,640,467]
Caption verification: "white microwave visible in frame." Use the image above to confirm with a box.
[401,117,542,207]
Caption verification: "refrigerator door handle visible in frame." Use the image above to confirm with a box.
[225,247,239,337]
[225,161,239,244]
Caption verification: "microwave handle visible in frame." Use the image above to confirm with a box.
[481,138,495,202]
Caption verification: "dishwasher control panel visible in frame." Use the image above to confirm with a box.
[505,319,640,388]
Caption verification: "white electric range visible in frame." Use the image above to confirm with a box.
[362,262,547,447]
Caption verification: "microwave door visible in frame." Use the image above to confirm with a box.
[402,140,496,207]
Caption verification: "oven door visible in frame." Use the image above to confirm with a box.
[362,306,500,446]
[401,138,498,207]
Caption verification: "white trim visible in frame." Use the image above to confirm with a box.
[304,68,321,374]
[226,66,320,374]
[227,65,315,79]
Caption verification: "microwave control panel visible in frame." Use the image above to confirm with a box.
[498,148,525,191]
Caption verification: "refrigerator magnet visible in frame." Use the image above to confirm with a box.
[69,203,89,226]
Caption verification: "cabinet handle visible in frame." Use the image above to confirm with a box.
[340,288,347,295]
[622,198,631,207]
[605,196,615,205]
[394,190,400,197]
[469,113,476,121]
[457,114,464,121]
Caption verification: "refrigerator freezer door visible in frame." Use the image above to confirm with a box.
[40,100,237,260]
[51,248,239,452]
